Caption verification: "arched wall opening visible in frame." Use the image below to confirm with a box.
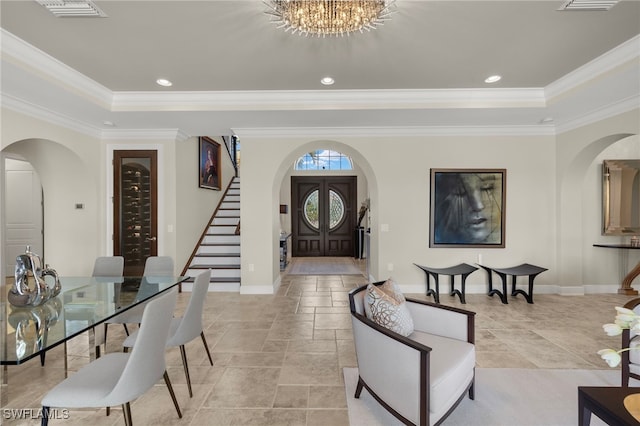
[1,138,99,277]
[272,139,379,281]
[558,132,638,290]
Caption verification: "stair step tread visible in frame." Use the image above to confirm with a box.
[183,276,241,283]
[184,178,242,287]
[190,264,240,269]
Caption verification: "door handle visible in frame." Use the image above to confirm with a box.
[145,236,157,242]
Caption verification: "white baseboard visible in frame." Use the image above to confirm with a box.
[399,283,626,297]
[582,284,622,294]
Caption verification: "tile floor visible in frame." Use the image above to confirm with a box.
[1,261,636,425]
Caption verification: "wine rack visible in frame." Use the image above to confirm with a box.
[120,164,152,270]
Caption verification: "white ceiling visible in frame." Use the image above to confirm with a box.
[1,0,639,138]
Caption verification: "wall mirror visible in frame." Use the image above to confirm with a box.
[602,159,640,235]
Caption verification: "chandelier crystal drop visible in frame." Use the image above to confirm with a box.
[264,0,396,37]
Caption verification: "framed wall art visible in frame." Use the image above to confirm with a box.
[429,168,506,248]
[199,136,221,190]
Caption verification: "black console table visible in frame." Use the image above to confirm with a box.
[413,263,478,304]
[280,233,291,271]
[477,263,547,304]
[593,244,640,295]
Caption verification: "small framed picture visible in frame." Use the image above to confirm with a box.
[430,168,506,248]
[199,137,221,190]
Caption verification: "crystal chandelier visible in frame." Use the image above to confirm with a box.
[264,0,396,37]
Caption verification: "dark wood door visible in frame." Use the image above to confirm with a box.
[292,176,356,257]
[113,150,158,276]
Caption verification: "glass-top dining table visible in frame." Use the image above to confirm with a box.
[1,275,187,365]
[1,275,187,405]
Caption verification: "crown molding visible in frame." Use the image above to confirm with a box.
[232,125,557,139]
[101,128,192,141]
[1,93,102,138]
[1,28,113,108]
[545,34,640,101]
[2,93,191,142]
[111,87,546,112]
[555,94,640,135]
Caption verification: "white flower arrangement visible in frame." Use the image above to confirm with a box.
[598,306,640,367]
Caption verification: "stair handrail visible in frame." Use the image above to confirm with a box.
[222,135,239,177]
[179,177,239,288]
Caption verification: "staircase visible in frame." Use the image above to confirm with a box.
[181,177,241,292]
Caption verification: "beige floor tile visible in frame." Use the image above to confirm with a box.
[299,296,332,307]
[273,385,309,408]
[314,313,352,330]
[192,408,307,426]
[226,352,286,367]
[267,320,315,340]
[314,306,351,314]
[312,329,336,340]
[279,353,342,386]
[287,340,337,353]
[306,409,350,426]
[308,385,347,408]
[204,367,281,408]
[212,329,270,352]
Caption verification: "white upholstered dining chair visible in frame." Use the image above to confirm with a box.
[123,269,213,398]
[104,256,174,342]
[41,288,182,426]
[92,256,125,278]
[51,256,125,373]
[91,256,125,356]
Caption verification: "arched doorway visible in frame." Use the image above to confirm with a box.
[3,156,44,276]
[558,132,638,287]
[1,138,98,276]
[274,140,377,277]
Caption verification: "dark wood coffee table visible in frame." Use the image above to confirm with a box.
[578,386,640,425]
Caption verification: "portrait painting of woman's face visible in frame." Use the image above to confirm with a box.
[430,169,506,248]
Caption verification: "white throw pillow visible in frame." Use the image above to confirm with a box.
[365,279,414,337]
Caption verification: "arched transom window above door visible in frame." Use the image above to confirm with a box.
[294,150,353,171]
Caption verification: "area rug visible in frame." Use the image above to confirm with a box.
[343,367,620,426]
[287,257,364,275]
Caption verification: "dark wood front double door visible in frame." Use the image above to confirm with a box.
[291,176,357,257]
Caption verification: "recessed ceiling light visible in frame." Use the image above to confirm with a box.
[103,120,115,127]
[539,117,555,124]
[156,78,173,87]
[320,76,335,86]
[484,75,502,84]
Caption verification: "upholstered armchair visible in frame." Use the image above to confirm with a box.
[622,297,640,386]
[349,282,476,426]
